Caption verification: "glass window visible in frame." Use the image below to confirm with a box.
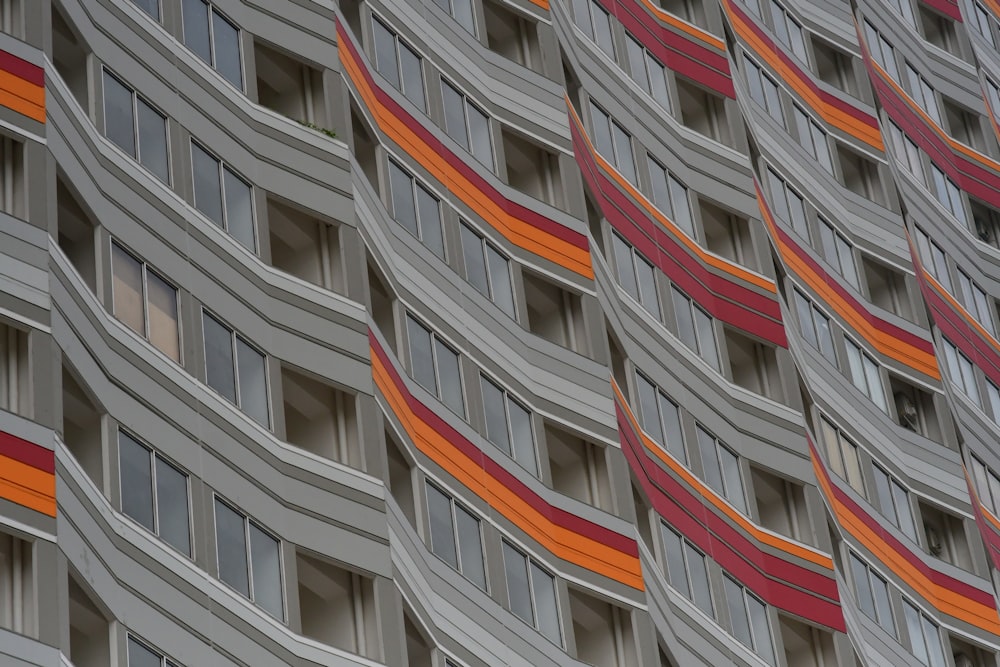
[191,142,255,252]
[671,286,720,370]
[648,156,694,237]
[182,0,243,89]
[132,0,161,20]
[819,416,865,496]
[387,160,445,258]
[634,371,686,462]
[371,18,425,110]
[612,233,660,319]
[903,600,946,667]
[433,0,476,32]
[480,375,537,475]
[202,311,269,427]
[590,102,636,184]
[661,523,713,615]
[102,70,170,184]
[442,81,493,169]
[696,425,746,513]
[873,466,918,540]
[127,635,180,667]
[849,551,895,635]
[214,497,284,620]
[460,222,515,317]
[794,289,836,363]
[624,33,672,112]
[502,540,561,644]
[724,574,775,664]
[405,314,465,415]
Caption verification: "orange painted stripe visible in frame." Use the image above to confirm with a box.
[567,101,777,294]
[612,380,833,569]
[0,453,55,517]
[723,0,883,150]
[0,69,43,124]
[339,36,594,279]
[813,452,1000,633]
[758,187,941,379]
[373,351,645,589]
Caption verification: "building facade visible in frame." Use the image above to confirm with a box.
[2,0,1000,664]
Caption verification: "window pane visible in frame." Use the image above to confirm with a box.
[747,595,774,664]
[461,224,489,296]
[103,72,136,158]
[223,168,255,251]
[719,446,746,513]
[891,481,916,539]
[904,603,929,664]
[442,83,469,150]
[155,457,191,556]
[215,499,250,596]
[636,256,661,320]
[593,5,614,56]
[658,394,685,462]
[696,427,724,494]
[127,637,162,667]
[509,398,536,475]
[407,317,436,394]
[482,377,511,455]
[137,100,169,183]
[192,144,223,227]
[670,176,693,235]
[249,523,283,620]
[725,577,753,648]
[815,312,836,362]
[648,158,671,214]
[843,441,865,495]
[486,245,515,317]
[636,374,662,441]
[146,271,179,362]
[434,338,465,415]
[686,544,713,615]
[612,234,639,299]
[922,615,945,667]
[872,573,894,634]
[626,37,649,92]
[794,291,816,346]
[133,0,160,20]
[452,0,475,32]
[661,525,690,597]
[455,505,486,589]
[873,468,894,524]
[503,542,533,624]
[694,308,720,370]
[426,484,459,568]
[531,562,561,644]
[590,104,613,160]
[211,11,243,89]
[399,43,425,110]
[672,288,696,348]
[389,162,418,235]
[372,20,400,89]
[112,243,146,337]
[468,105,492,167]
[182,0,212,63]
[648,57,671,110]
[415,184,445,259]
[849,553,876,617]
[611,123,636,184]
[236,338,269,427]
[203,314,236,402]
[119,432,155,532]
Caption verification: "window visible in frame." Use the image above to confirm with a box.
[441,81,493,169]
[792,104,833,172]
[769,0,807,62]
[956,275,991,330]
[990,380,1000,425]
[127,635,180,667]
[590,102,637,184]
[405,314,465,416]
[724,574,775,665]
[480,375,536,474]
[131,0,160,20]
[111,242,180,362]
[969,455,1000,517]
[873,465,918,540]
[864,21,898,81]
[502,540,561,644]
[818,218,859,288]
[902,600,946,667]
[182,0,243,89]
[425,482,486,589]
[612,233,661,319]
[942,338,980,404]
[372,18,426,110]
[671,286,721,370]
[889,0,917,26]
[972,198,1000,249]
[102,70,169,183]
[648,156,694,237]
[572,0,615,58]
[743,55,783,124]
[661,523,713,616]
[0,321,28,416]
[387,160,445,259]
[118,431,191,556]
[695,425,747,513]
[818,416,865,496]
[625,33,672,111]
[432,0,475,33]
[460,222,515,317]
[929,163,966,224]
[191,141,255,251]
[766,168,808,239]
[848,552,894,635]
[886,121,922,176]
[793,289,835,363]
[904,63,941,125]
[0,530,33,636]
[844,338,887,412]
[635,371,686,462]
[202,311,270,427]
[973,2,997,47]
[214,497,284,620]
[913,226,951,292]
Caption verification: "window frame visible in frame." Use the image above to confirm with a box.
[660,521,714,616]
[589,101,637,184]
[101,68,171,185]
[501,539,562,645]
[126,633,181,667]
[459,221,516,318]
[424,480,488,590]
[624,31,672,112]
[872,464,918,540]
[387,158,446,259]
[371,15,427,110]
[181,0,245,90]
[670,285,721,370]
[611,231,661,320]
[634,370,686,463]
[648,155,694,237]
[212,495,285,621]
[190,140,257,252]
[201,309,271,428]
[844,337,887,412]
[110,240,182,363]
[117,428,193,558]
[818,415,866,497]
[479,373,537,475]
[792,288,836,363]
[404,313,466,416]
[723,573,776,664]
[695,424,748,514]
[441,80,494,170]
[848,551,895,636]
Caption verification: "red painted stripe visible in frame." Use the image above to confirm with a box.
[964,474,1000,571]
[918,278,1000,387]
[618,408,847,630]
[570,121,789,346]
[923,0,963,20]
[0,50,43,88]
[338,26,590,252]
[605,0,735,97]
[0,430,54,474]
[371,333,639,557]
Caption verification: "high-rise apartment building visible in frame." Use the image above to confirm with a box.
[3,0,1000,664]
